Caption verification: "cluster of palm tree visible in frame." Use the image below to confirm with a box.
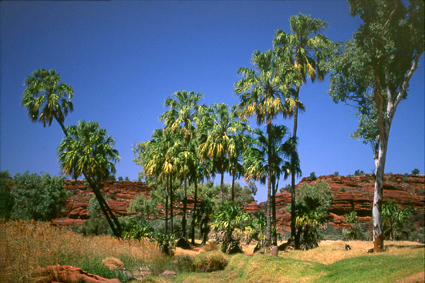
[134,13,330,249]
[21,13,330,248]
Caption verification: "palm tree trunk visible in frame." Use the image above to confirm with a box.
[220,170,224,203]
[231,169,235,201]
[266,120,272,246]
[191,177,198,244]
[170,176,174,233]
[272,179,277,246]
[54,113,68,137]
[165,176,169,234]
[182,173,187,238]
[85,176,121,237]
[291,87,299,249]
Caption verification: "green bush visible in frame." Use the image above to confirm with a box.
[173,255,193,273]
[309,172,317,180]
[339,185,346,192]
[191,251,229,272]
[11,172,70,221]
[334,171,339,177]
[80,217,110,236]
[0,171,14,219]
[354,169,364,176]
[411,168,420,175]
[409,227,425,243]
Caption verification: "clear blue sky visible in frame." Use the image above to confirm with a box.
[1,1,423,203]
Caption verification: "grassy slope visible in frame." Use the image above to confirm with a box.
[147,241,424,283]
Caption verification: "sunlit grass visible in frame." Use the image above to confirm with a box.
[1,220,423,283]
[1,220,163,282]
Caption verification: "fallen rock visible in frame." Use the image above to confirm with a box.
[159,270,177,277]
[32,264,121,283]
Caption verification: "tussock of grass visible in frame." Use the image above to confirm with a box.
[192,251,229,272]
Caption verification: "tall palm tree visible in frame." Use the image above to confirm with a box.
[57,120,121,237]
[235,49,295,246]
[21,68,74,136]
[273,13,330,247]
[160,90,203,239]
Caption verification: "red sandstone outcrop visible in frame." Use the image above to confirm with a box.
[256,174,424,231]
[52,174,424,231]
[32,265,121,283]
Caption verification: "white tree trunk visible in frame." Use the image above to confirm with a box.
[373,129,389,252]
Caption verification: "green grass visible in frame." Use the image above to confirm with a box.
[146,246,424,283]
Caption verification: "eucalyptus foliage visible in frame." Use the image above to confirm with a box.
[11,172,69,221]
[328,0,423,252]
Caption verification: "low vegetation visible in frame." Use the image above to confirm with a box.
[1,220,423,283]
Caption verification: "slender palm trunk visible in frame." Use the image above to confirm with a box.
[291,87,299,249]
[272,179,278,246]
[165,176,169,234]
[191,178,198,244]
[231,168,235,201]
[220,170,224,203]
[85,176,121,237]
[266,120,272,246]
[182,173,187,238]
[170,176,174,233]
[54,114,68,137]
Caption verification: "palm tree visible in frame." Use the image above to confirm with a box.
[235,49,295,246]
[198,103,247,202]
[142,128,178,233]
[160,90,204,239]
[57,120,121,237]
[244,125,298,245]
[21,68,74,136]
[273,13,330,247]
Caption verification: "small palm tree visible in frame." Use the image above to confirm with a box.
[57,120,121,237]
[21,68,74,135]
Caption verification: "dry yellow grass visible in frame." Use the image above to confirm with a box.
[281,240,425,265]
[0,220,162,282]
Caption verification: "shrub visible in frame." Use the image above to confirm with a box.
[402,176,409,183]
[173,255,193,273]
[409,227,425,243]
[340,185,346,192]
[191,251,229,272]
[0,171,14,219]
[354,169,364,176]
[411,168,420,175]
[309,172,317,180]
[287,181,334,249]
[334,171,339,177]
[382,201,412,240]
[11,172,70,221]
[80,217,110,236]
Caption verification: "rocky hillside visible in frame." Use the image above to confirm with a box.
[252,174,424,231]
[53,174,424,232]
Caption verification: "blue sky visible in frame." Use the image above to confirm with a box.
[1,1,423,203]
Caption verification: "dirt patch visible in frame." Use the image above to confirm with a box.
[396,270,425,283]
